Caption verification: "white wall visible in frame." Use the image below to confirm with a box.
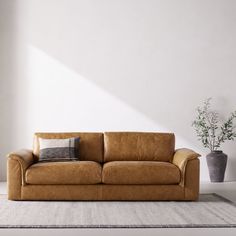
[1,0,236,182]
[0,0,19,181]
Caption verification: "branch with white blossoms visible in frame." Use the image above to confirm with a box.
[192,98,236,152]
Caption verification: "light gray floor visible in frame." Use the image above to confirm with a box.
[0,182,236,236]
[0,182,7,195]
[200,181,236,203]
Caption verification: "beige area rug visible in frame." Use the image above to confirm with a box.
[0,194,236,228]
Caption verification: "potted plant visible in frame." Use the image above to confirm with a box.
[192,98,236,182]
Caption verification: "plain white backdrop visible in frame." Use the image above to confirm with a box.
[0,0,236,182]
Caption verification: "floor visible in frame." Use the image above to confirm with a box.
[0,181,236,236]
[200,181,236,203]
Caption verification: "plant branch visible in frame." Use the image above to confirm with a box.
[192,98,236,152]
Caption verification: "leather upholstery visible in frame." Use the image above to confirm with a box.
[101,185,184,201]
[21,185,101,200]
[172,148,200,186]
[21,184,184,201]
[7,132,200,201]
[8,149,35,185]
[104,132,175,162]
[26,161,102,185]
[33,133,104,162]
[102,161,180,184]
[7,159,22,200]
[184,159,200,200]
[7,149,35,200]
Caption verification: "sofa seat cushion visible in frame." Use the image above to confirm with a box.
[102,161,180,185]
[25,161,102,185]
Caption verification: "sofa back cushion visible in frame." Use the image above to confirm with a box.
[33,133,104,162]
[104,132,175,162]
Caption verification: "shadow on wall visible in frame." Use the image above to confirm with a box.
[26,44,169,133]
[24,0,236,143]
[0,0,18,181]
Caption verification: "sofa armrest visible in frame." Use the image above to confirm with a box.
[172,148,200,186]
[8,149,35,185]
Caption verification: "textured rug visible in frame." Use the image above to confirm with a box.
[0,194,236,228]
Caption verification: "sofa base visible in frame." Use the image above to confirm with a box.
[9,184,197,201]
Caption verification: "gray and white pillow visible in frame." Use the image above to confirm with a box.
[38,137,80,162]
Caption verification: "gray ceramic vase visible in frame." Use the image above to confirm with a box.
[206,151,227,182]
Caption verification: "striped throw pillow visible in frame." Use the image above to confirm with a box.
[38,137,80,162]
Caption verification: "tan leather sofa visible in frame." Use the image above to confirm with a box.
[7,132,200,201]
